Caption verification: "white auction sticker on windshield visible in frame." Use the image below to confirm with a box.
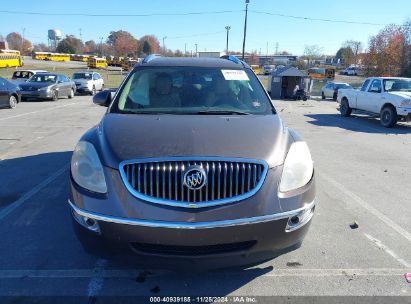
[221,70,249,81]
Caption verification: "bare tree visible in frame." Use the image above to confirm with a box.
[342,40,363,64]
[303,45,324,66]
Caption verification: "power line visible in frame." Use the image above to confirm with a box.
[168,31,225,40]
[250,10,387,26]
[0,9,242,17]
[0,8,408,28]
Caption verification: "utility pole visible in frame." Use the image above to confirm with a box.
[241,0,250,60]
[21,28,25,54]
[225,26,231,55]
[162,36,167,55]
[195,43,198,57]
[184,43,187,56]
[79,28,82,43]
[99,37,103,57]
[275,42,279,55]
[266,41,268,57]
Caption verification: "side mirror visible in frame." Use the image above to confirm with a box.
[93,90,112,107]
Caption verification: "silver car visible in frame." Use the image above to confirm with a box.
[10,70,47,85]
[19,73,76,101]
[72,71,104,96]
[321,82,353,101]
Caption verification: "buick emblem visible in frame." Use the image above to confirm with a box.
[183,166,207,190]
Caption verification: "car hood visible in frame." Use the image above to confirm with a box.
[388,91,411,99]
[94,113,293,169]
[19,82,54,90]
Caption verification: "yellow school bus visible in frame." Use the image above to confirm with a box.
[32,51,51,60]
[71,54,94,62]
[32,52,70,62]
[0,52,23,68]
[307,67,335,79]
[122,58,139,71]
[251,65,260,75]
[48,53,70,62]
[106,56,116,66]
[87,57,107,69]
[0,49,21,56]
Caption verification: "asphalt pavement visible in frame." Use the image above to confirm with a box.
[0,95,410,302]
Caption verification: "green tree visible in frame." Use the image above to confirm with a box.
[142,40,152,55]
[56,35,83,54]
[336,47,354,66]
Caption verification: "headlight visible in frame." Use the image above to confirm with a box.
[279,141,314,193]
[38,86,50,91]
[71,141,107,193]
[399,100,411,107]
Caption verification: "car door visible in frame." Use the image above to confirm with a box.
[59,75,70,96]
[324,83,334,98]
[0,78,9,106]
[328,83,336,98]
[93,73,101,90]
[357,79,382,113]
[96,73,104,90]
[355,79,371,111]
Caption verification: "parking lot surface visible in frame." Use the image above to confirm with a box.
[0,96,410,300]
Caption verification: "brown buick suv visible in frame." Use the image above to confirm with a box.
[68,55,315,266]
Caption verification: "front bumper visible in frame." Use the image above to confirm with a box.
[69,165,315,264]
[75,86,92,93]
[69,198,315,261]
[20,90,53,99]
[397,107,411,119]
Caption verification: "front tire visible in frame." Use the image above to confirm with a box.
[380,106,397,128]
[51,90,58,101]
[340,98,352,117]
[9,95,17,109]
[90,86,96,96]
[68,89,74,99]
[321,92,325,99]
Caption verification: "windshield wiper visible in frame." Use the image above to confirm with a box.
[195,110,250,115]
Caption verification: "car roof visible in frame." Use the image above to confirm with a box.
[73,71,97,74]
[13,70,47,73]
[34,73,59,76]
[138,57,250,69]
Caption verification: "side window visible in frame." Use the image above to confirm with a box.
[360,79,371,92]
[93,74,99,80]
[368,79,382,93]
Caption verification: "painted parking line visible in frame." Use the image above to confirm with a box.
[0,268,406,279]
[319,172,411,243]
[364,233,411,268]
[0,103,76,122]
[87,259,107,298]
[0,165,68,221]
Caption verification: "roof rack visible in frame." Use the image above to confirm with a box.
[220,55,241,65]
[142,54,162,64]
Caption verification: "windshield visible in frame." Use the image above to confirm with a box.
[383,79,411,92]
[111,67,273,115]
[336,84,352,89]
[29,74,57,83]
[72,73,92,80]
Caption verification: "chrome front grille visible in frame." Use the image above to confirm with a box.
[120,158,268,208]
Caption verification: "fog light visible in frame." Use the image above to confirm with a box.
[285,205,315,232]
[72,209,101,233]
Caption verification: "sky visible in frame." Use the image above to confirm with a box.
[0,0,410,56]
